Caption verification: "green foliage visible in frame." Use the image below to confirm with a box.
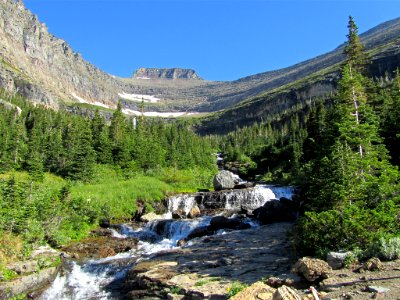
[227,280,248,298]
[0,173,98,247]
[194,277,220,287]
[169,286,183,294]
[295,201,400,258]
[374,236,400,261]
[0,268,18,281]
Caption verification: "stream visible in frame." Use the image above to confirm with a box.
[39,184,294,299]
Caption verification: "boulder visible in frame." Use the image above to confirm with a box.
[62,237,138,259]
[7,261,38,275]
[99,218,110,228]
[188,205,201,218]
[186,226,213,240]
[365,257,383,271]
[213,170,238,191]
[230,281,275,300]
[140,212,162,223]
[234,182,255,189]
[253,200,297,224]
[326,251,352,269]
[172,209,185,219]
[208,216,251,231]
[292,257,332,282]
[272,285,302,300]
[152,220,174,236]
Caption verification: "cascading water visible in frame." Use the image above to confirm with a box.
[40,183,294,299]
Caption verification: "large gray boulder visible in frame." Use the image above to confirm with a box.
[326,251,352,269]
[213,170,239,191]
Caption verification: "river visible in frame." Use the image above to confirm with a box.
[39,185,294,299]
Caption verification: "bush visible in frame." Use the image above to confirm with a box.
[375,236,400,260]
[227,281,248,298]
[294,201,400,257]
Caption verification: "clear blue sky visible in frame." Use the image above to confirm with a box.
[24,0,400,81]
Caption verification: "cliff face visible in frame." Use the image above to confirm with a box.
[133,68,202,80]
[0,0,126,108]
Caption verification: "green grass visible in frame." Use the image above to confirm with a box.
[70,174,172,220]
[69,164,214,220]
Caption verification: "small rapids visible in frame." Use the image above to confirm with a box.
[40,184,294,299]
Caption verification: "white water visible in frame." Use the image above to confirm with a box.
[40,184,294,299]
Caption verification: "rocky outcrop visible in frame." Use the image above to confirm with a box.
[213,170,239,191]
[0,245,60,299]
[62,236,138,259]
[252,199,298,224]
[133,68,202,80]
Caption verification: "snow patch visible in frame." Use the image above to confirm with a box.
[122,109,197,118]
[71,93,88,104]
[118,92,160,103]
[71,93,110,109]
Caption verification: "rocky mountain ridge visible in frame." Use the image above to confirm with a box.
[1,0,400,123]
[133,68,202,80]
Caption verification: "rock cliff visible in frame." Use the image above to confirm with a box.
[133,68,202,80]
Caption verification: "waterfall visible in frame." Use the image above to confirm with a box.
[165,184,295,216]
[167,194,197,217]
[40,184,295,299]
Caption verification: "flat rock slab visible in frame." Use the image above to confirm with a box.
[125,222,296,298]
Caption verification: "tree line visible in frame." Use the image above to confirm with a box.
[0,98,216,182]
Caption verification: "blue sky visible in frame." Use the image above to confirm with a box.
[24,0,400,81]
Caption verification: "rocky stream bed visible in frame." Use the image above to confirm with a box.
[2,182,399,300]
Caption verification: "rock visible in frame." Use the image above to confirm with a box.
[62,237,138,259]
[188,205,201,218]
[234,182,255,189]
[327,251,352,269]
[90,228,113,237]
[208,216,251,231]
[99,218,110,228]
[230,281,275,300]
[186,226,213,240]
[172,210,185,219]
[140,212,163,223]
[0,267,58,299]
[213,170,238,191]
[253,200,297,224]
[368,286,390,293]
[152,220,174,236]
[7,261,38,275]
[292,257,332,282]
[272,285,302,300]
[365,257,383,271]
[176,239,187,247]
[266,274,302,288]
[133,68,202,80]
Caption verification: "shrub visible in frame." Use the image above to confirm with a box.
[376,236,400,260]
[294,201,400,257]
[227,281,248,298]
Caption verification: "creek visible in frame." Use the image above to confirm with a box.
[39,184,294,299]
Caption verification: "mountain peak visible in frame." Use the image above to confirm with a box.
[132,68,202,80]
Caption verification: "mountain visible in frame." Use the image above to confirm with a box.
[133,68,202,80]
[1,0,400,124]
